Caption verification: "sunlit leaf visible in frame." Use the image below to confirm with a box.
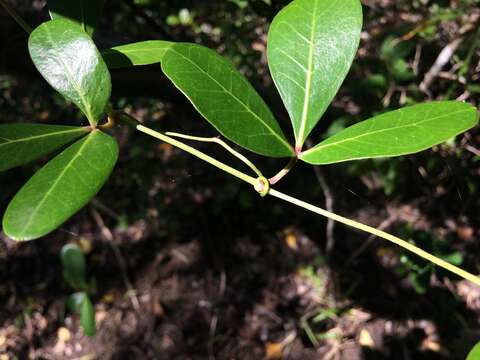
[28,19,111,126]
[0,123,88,172]
[467,342,480,360]
[161,43,294,157]
[61,243,87,290]
[102,40,173,68]
[3,130,118,241]
[267,0,362,150]
[48,0,105,36]
[301,101,479,165]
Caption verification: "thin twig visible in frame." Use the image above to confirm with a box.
[166,131,263,178]
[306,140,335,254]
[344,213,397,267]
[312,166,335,255]
[124,0,173,41]
[0,0,32,34]
[90,208,141,312]
[420,37,464,94]
[269,189,480,286]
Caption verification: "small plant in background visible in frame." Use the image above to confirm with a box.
[0,0,479,341]
[61,243,96,337]
[396,229,464,295]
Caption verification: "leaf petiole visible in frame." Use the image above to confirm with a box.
[165,131,264,178]
[269,156,298,185]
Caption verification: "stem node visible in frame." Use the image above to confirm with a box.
[254,177,270,197]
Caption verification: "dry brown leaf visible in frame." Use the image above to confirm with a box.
[265,342,284,360]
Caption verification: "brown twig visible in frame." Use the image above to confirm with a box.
[90,208,141,312]
[420,37,464,95]
[306,140,335,255]
[124,0,173,41]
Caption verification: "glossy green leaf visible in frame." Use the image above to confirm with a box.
[267,0,362,149]
[101,40,173,68]
[48,0,105,36]
[161,43,294,157]
[28,19,111,126]
[0,123,88,172]
[2,130,118,241]
[301,101,479,165]
[80,294,96,336]
[467,342,480,360]
[61,243,87,290]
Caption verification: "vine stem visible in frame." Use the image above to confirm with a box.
[0,0,32,34]
[165,131,263,178]
[136,125,258,187]
[131,121,480,286]
[268,189,480,286]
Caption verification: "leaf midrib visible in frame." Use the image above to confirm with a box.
[45,27,95,123]
[17,131,96,238]
[297,0,318,147]
[169,47,294,153]
[0,128,87,149]
[108,45,172,54]
[301,108,473,156]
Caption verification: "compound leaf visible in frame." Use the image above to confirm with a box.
[29,19,111,126]
[102,40,173,68]
[48,0,105,36]
[161,43,294,157]
[301,101,479,165]
[0,123,88,172]
[267,0,362,150]
[3,130,118,241]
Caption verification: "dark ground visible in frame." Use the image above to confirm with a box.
[1,0,480,359]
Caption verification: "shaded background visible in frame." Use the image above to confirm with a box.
[1,0,480,359]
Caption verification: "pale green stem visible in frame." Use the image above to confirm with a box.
[136,125,258,187]
[133,122,480,287]
[268,189,480,287]
[165,131,263,178]
[0,0,32,34]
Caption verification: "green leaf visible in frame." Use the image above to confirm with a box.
[301,101,479,165]
[267,0,363,150]
[61,243,87,290]
[28,19,111,126]
[48,0,105,36]
[80,294,96,336]
[161,43,294,157]
[467,342,480,360]
[2,130,118,241]
[67,292,86,313]
[102,40,173,68]
[0,123,88,172]
[67,292,96,336]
